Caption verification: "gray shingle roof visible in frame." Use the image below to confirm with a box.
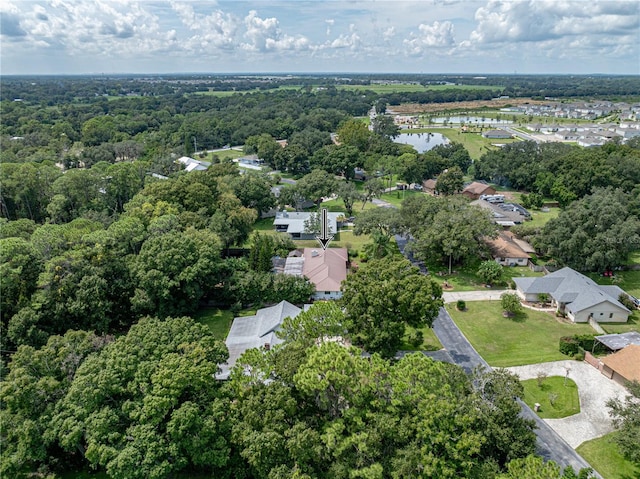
[513,267,630,314]
[217,301,302,380]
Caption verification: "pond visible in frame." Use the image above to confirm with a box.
[431,116,513,125]
[395,132,448,153]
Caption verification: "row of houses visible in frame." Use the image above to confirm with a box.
[503,101,640,121]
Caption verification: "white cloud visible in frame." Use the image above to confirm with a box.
[404,21,456,55]
[0,0,636,75]
[241,10,309,52]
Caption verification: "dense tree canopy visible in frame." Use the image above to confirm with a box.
[537,188,640,271]
[51,316,230,479]
[340,257,443,357]
[473,141,640,203]
[405,195,497,273]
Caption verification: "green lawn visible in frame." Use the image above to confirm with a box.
[446,301,595,367]
[418,127,521,160]
[577,432,639,479]
[398,325,443,351]
[424,261,542,292]
[193,307,256,341]
[599,311,640,335]
[521,376,580,419]
[589,269,640,299]
[525,207,561,229]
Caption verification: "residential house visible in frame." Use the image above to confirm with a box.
[301,247,348,300]
[177,156,211,172]
[482,129,512,139]
[462,181,496,200]
[217,300,302,380]
[513,267,631,323]
[274,211,342,240]
[484,231,534,266]
[422,179,438,195]
[600,345,640,386]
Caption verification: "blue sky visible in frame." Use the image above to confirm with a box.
[1,0,639,75]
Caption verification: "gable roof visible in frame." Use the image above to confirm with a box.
[513,267,630,314]
[485,231,531,260]
[302,247,348,292]
[601,345,640,382]
[463,181,495,196]
[217,300,302,380]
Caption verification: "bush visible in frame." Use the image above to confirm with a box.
[619,293,636,310]
[559,336,579,356]
[457,299,466,311]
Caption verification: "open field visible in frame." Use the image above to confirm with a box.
[388,98,548,115]
[446,301,594,367]
[577,432,639,479]
[338,83,503,94]
[521,376,580,419]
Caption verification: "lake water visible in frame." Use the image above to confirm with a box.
[432,116,513,125]
[395,132,448,153]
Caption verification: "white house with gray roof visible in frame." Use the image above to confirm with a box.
[513,267,631,323]
[274,211,342,240]
[216,300,302,380]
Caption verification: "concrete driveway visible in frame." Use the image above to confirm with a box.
[443,290,508,303]
[505,360,627,448]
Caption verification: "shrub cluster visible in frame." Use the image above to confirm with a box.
[559,334,602,357]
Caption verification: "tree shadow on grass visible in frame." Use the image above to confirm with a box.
[503,311,527,323]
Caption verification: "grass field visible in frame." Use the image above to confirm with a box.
[521,376,580,419]
[577,432,639,479]
[338,84,503,94]
[525,207,561,228]
[446,301,594,367]
[416,127,521,159]
[425,261,543,292]
[193,307,257,341]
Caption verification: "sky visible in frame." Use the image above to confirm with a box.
[1,0,639,75]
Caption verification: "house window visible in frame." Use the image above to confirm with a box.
[325,291,331,295]
[609,313,613,319]
[600,312,603,316]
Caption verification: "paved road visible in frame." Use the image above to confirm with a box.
[433,308,601,476]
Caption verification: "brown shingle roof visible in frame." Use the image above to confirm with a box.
[485,232,531,260]
[463,181,495,196]
[601,344,640,382]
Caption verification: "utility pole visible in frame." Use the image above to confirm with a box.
[193,137,197,154]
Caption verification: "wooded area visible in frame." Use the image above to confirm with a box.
[2,74,638,478]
